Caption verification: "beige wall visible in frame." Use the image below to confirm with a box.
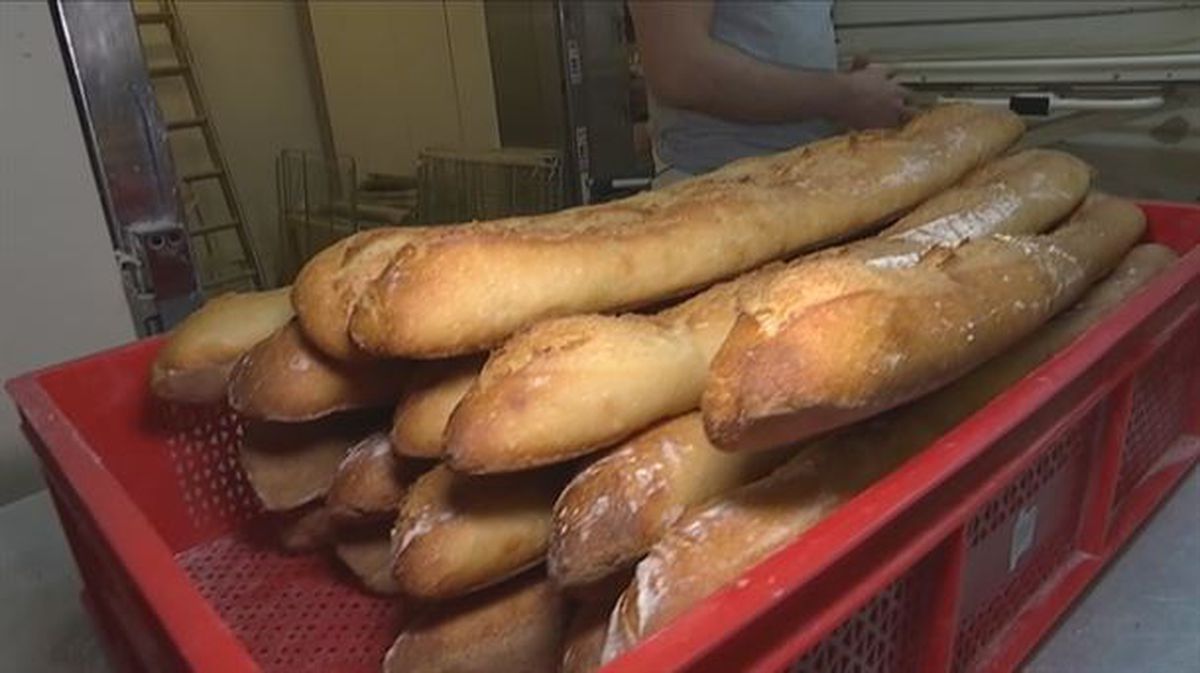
[140,1,325,284]
[1,2,137,504]
[307,0,499,177]
[484,0,567,150]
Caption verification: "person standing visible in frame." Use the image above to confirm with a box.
[629,0,911,188]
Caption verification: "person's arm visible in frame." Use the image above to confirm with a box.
[630,1,908,129]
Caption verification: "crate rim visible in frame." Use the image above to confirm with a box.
[5,342,260,672]
[5,199,1200,673]
[600,200,1200,672]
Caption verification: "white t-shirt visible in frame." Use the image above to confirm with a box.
[650,0,839,176]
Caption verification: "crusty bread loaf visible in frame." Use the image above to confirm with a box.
[150,287,293,403]
[562,591,621,673]
[383,571,564,673]
[324,432,412,525]
[703,192,1145,451]
[937,242,1178,403]
[602,240,1176,660]
[444,268,776,474]
[276,504,338,552]
[347,104,1022,358]
[445,148,1090,473]
[883,148,1092,241]
[446,314,705,474]
[292,228,426,361]
[238,415,377,511]
[391,357,482,459]
[226,320,406,421]
[1061,243,1177,319]
[549,413,790,588]
[334,531,400,595]
[391,464,569,599]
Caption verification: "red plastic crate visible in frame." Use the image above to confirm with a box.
[7,202,1200,673]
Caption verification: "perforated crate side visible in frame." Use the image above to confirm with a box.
[176,532,404,673]
[951,404,1105,672]
[156,400,261,533]
[1114,324,1197,504]
[789,556,935,673]
[157,399,404,672]
[43,475,189,672]
[27,340,261,552]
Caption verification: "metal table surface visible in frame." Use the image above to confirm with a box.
[1,472,1196,673]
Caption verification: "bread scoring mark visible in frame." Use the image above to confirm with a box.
[879,153,934,188]
[336,432,391,472]
[898,187,1022,245]
[994,234,1086,296]
[601,591,634,665]
[573,495,611,545]
[632,553,666,641]
[865,251,922,269]
[395,505,454,556]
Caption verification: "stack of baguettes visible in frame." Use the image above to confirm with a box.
[146,103,1179,673]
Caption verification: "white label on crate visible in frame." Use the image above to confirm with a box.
[1010,504,1038,571]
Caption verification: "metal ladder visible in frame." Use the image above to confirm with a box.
[131,0,265,293]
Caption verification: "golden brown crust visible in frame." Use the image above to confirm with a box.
[383,572,564,673]
[226,320,408,421]
[292,227,432,361]
[883,148,1092,240]
[391,464,569,599]
[276,504,338,553]
[238,416,376,511]
[391,357,483,459]
[325,432,414,525]
[444,148,1088,473]
[601,447,849,662]
[562,592,620,673]
[445,315,707,473]
[150,287,294,403]
[1069,243,1177,314]
[548,413,790,588]
[703,193,1144,451]
[349,104,1023,358]
[604,240,1175,659]
[334,532,401,595]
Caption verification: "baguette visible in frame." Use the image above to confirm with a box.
[703,192,1145,451]
[391,357,483,459]
[383,571,564,673]
[334,531,400,595]
[391,464,568,599]
[292,228,425,361]
[238,415,375,511]
[883,148,1092,241]
[562,591,621,673]
[443,268,775,474]
[603,241,1176,659]
[324,432,412,525]
[150,287,293,403]
[348,104,1022,358]
[226,319,406,421]
[276,504,338,552]
[549,413,790,588]
[445,148,1090,473]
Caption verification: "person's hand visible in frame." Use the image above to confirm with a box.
[833,64,911,130]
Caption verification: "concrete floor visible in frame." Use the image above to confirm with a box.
[0,490,111,673]
[0,471,1195,673]
[1024,469,1200,673]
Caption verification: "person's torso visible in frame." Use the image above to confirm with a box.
[651,0,839,176]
